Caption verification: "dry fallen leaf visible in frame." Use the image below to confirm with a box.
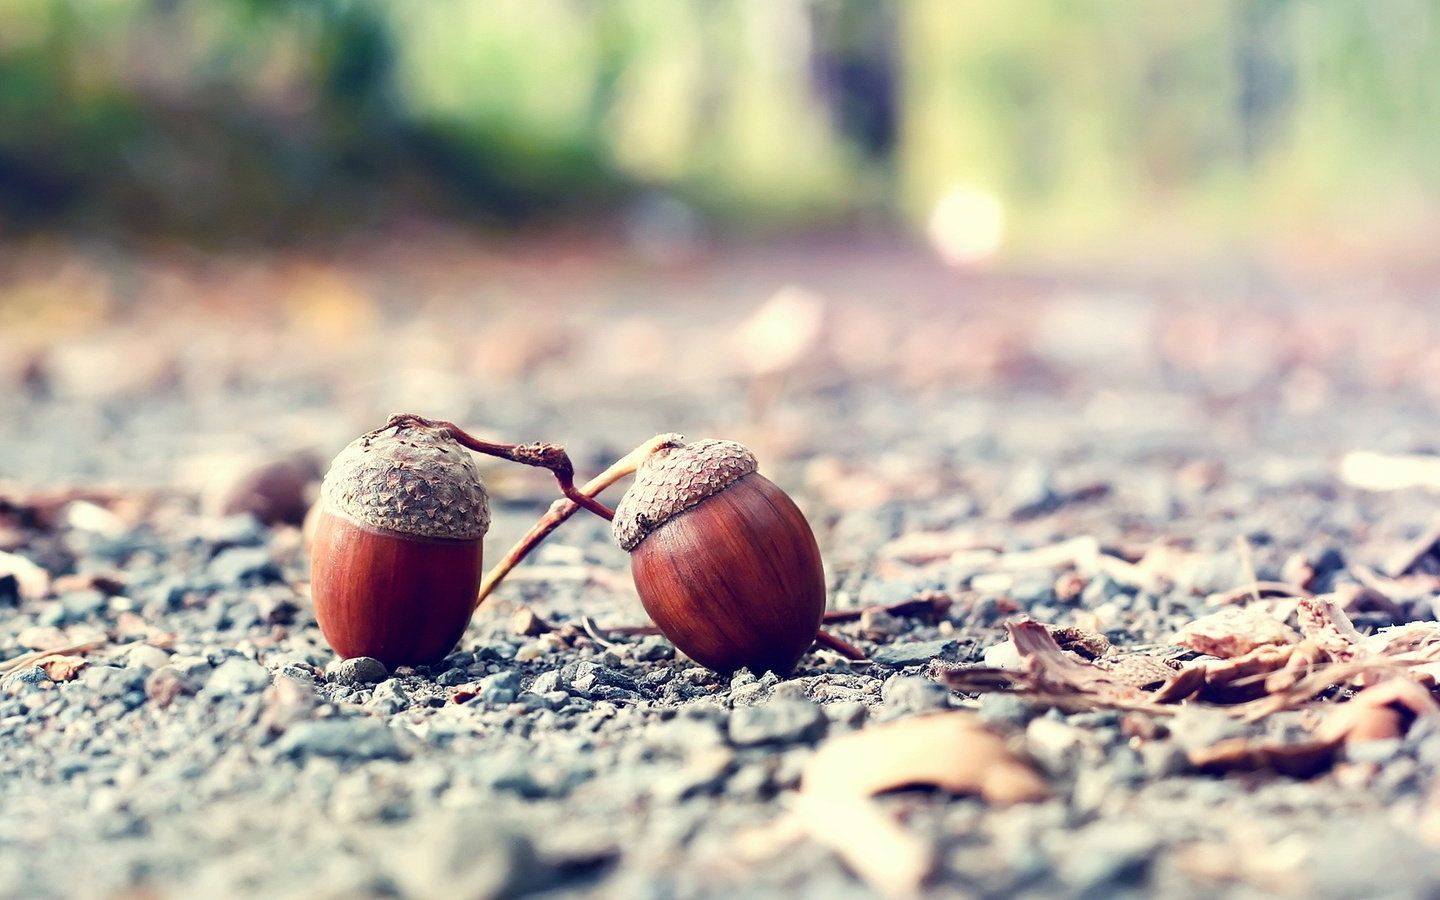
[36,654,87,682]
[1190,677,1440,778]
[796,712,1048,898]
[0,640,105,675]
[936,619,1186,713]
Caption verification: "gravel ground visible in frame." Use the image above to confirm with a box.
[4,242,1440,898]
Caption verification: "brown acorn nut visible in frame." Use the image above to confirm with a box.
[611,440,826,675]
[310,420,490,668]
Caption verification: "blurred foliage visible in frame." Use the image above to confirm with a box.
[2,0,1439,248]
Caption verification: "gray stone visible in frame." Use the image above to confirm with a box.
[123,644,171,671]
[823,701,868,729]
[366,679,411,714]
[479,670,521,705]
[1001,462,1059,519]
[2,666,49,694]
[728,699,827,746]
[567,661,637,697]
[208,546,281,585]
[647,715,726,753]
[634,636,674,661]
[1056,821,1157,893]
[1026,716,1088,776]
[870,639,957,667]
[79,665,142,698]
[1344,738,1404,764]
[650,749,734,802]
[204,657,271,697]
[1140,741,1190,778]
[59,589,108,622]
[326,656,387,685]
[529,670,563,695]
[389,816,549,899]
[881,674,950,712]
[1167,707,1245,751]
[274,718,405,761]
[977,691,1035,727]
[436,669,470,687]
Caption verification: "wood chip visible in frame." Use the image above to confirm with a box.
[1171,607,1299,659]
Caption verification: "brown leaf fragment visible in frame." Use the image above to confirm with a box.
[796,712,1048,898]
[1093,654,1183,689]
[1151,665,1208,703]
[1315,678,1440,745]
[1190,678,1440,778]
[1195,644,1300,704]
[510,606,551,637]
[36,655,86,682]
[1261,641,1327,694]
[1172,607,1299,659]
[0,640,105,675]
[1045,625,1111,660]
[1188,737,1337,778]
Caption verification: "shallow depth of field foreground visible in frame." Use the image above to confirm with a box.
[6,4,1440,898]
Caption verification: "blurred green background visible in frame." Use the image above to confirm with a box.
[3,0,1440,258]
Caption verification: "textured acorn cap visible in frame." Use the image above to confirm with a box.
[612,439,758,551]
[320,420,489,540]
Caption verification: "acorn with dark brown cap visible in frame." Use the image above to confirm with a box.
[611,439,827,674]
[309,414,605,669]
[310,420,490,668]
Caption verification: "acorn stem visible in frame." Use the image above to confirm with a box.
[385,413,615,521]
[813,629,869,661]
[474,432,685,608]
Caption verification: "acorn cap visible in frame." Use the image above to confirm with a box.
[612,439,758,551]
[320,420,490,540]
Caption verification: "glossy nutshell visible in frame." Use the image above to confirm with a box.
[309,420,490,668]
[628,472,826,675]
[310,511,483,668]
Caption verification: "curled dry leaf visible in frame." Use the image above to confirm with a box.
[935,619,1186,713]
[1314,677,1440,744]
[1171,607,1299,659]
[1188,736,1337,778]
[796,712,1048,898]
[1190,678,1440,778]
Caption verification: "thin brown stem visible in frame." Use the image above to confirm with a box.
[814,630,868,661]
[387,413,616,520]
[475,432,685,608]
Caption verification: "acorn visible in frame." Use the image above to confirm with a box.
[309,419,490,668]
[611,439,826,674]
